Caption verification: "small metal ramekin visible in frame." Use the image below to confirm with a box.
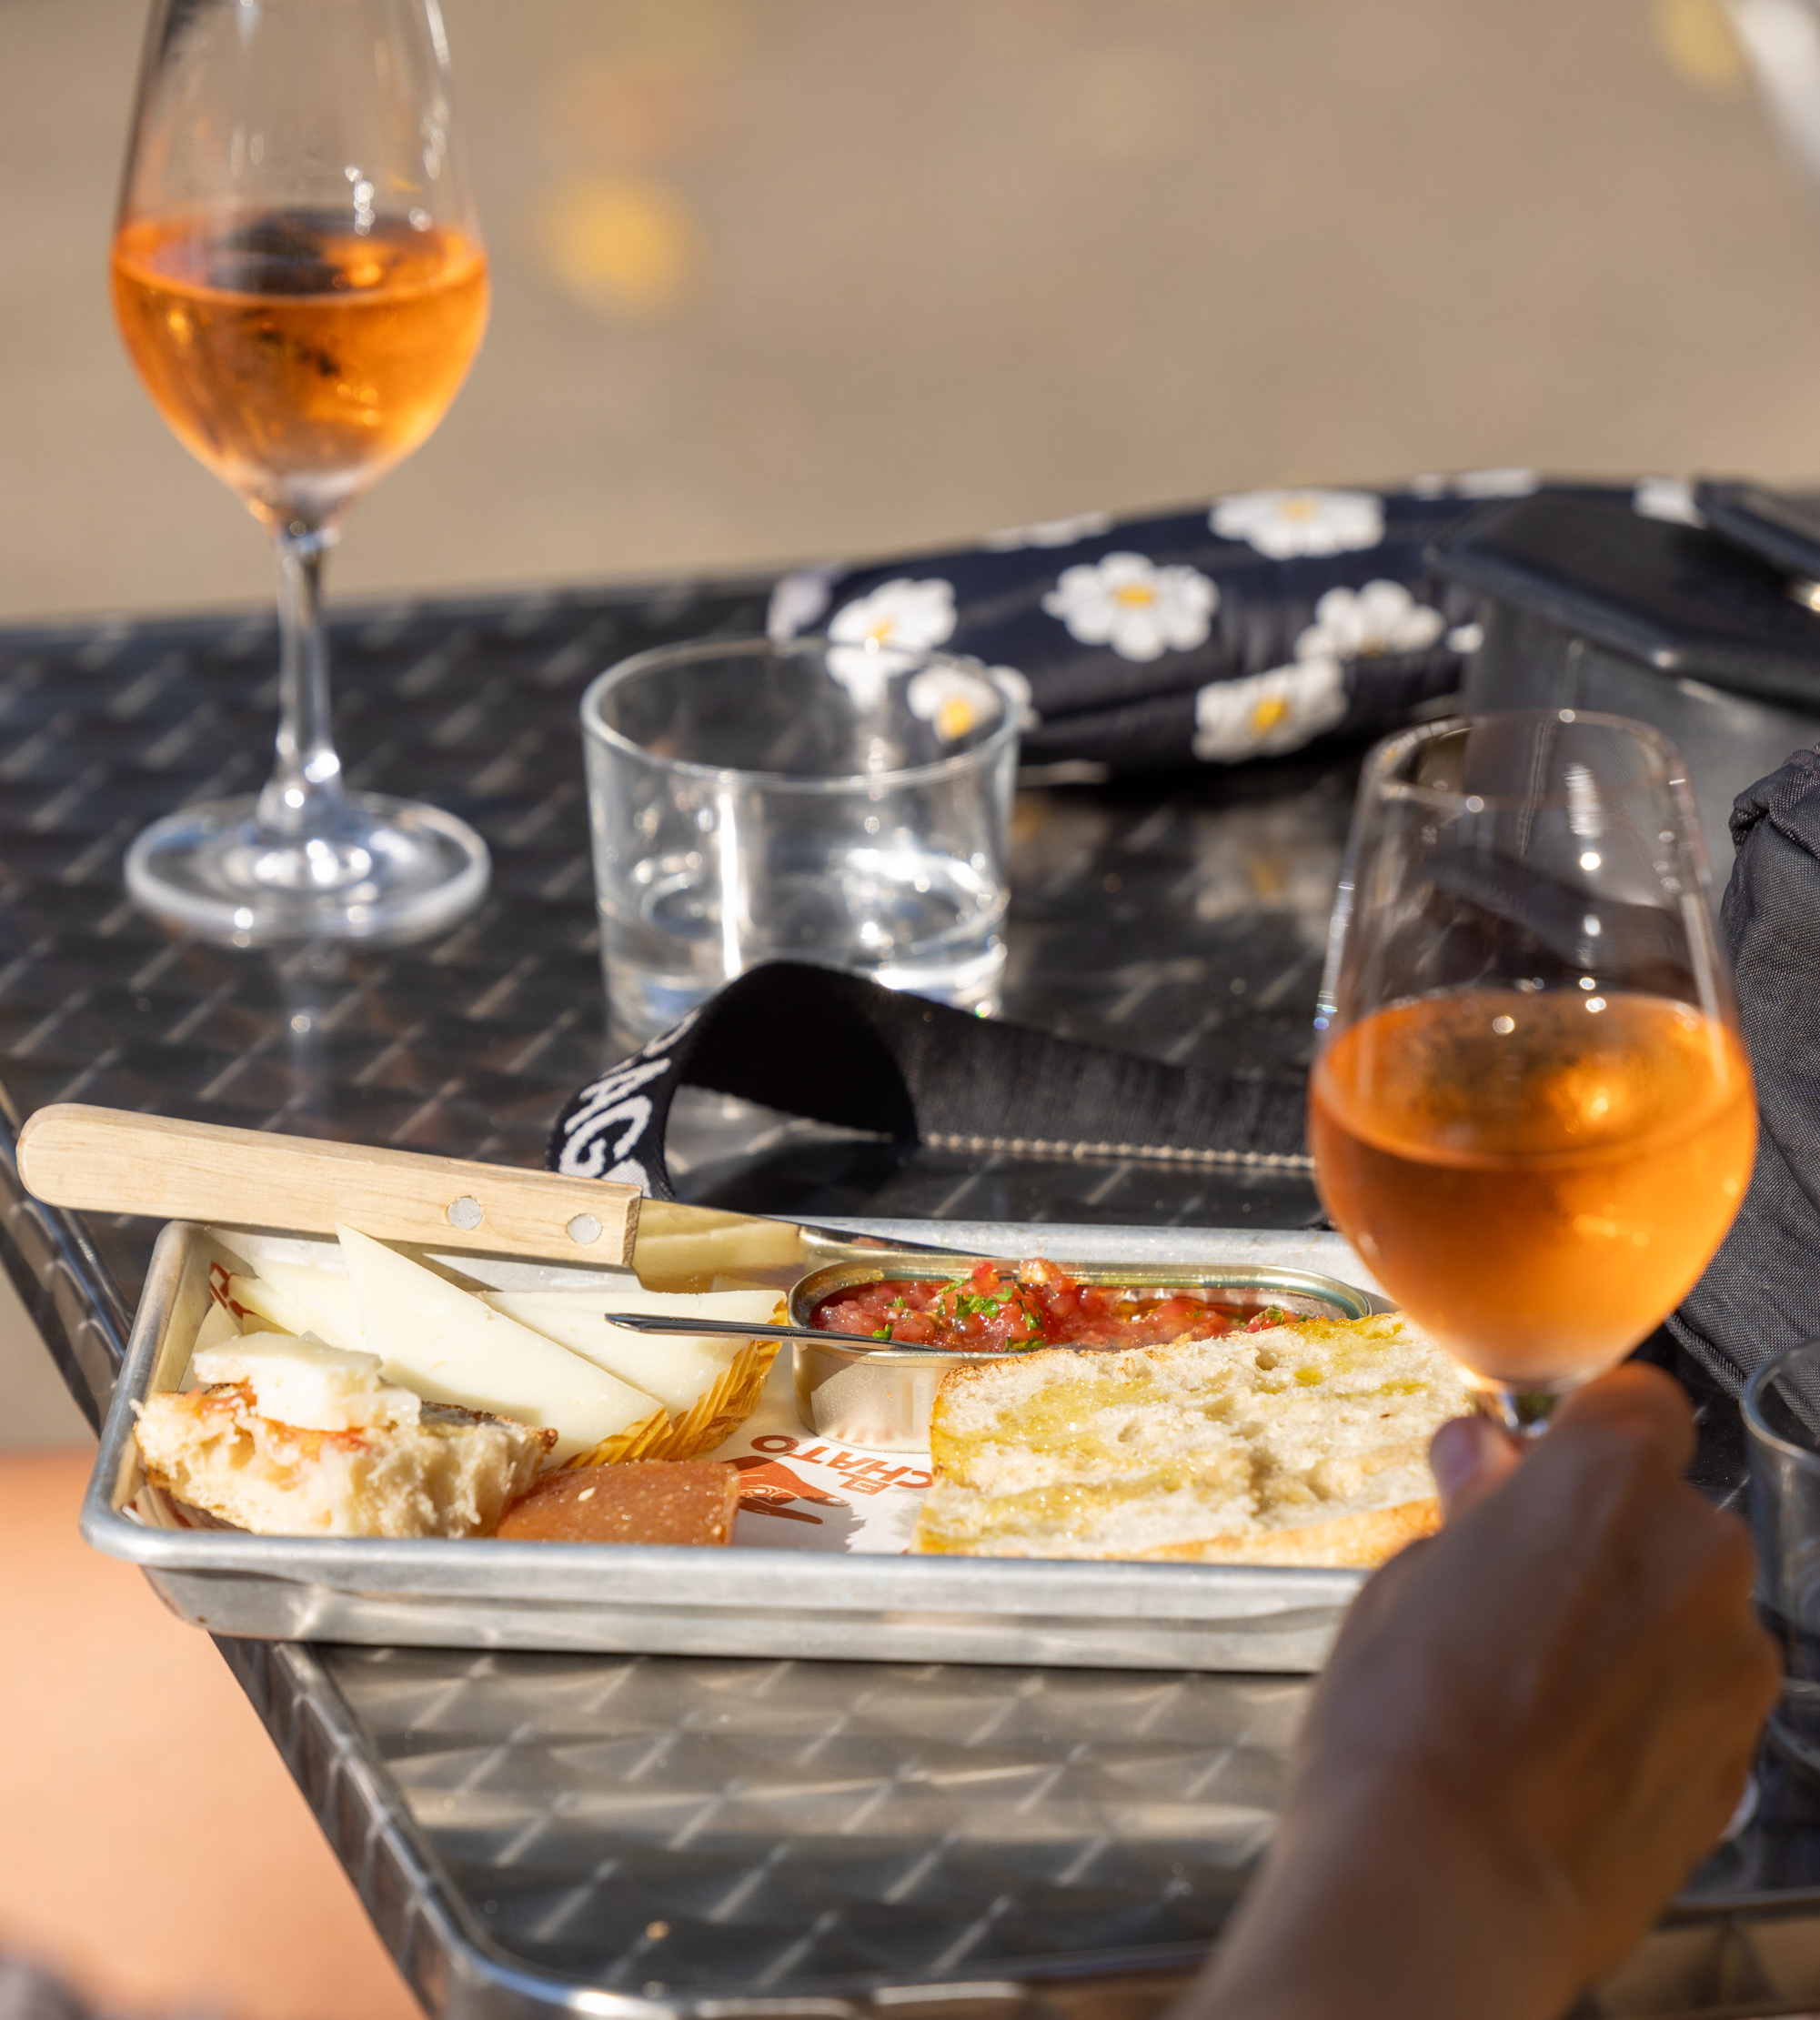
[789,1254,1376,1452]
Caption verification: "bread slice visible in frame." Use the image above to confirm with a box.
[911,1313,1470,1566]
[134,1382,553,1538]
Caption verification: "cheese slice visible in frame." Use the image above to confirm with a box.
[193,1330,420,1432]
[480,1287,782,1417]
[226,1258,366,1355]
[335,1224,666,1466]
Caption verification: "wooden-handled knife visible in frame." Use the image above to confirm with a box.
[16,1103,645,1264]
[15,1103,971,1284]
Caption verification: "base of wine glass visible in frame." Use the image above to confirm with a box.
[125,791,490,945]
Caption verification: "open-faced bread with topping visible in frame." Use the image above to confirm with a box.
[911,1311,1469,1565]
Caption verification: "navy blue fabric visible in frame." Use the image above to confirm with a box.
[768,476,1637,772]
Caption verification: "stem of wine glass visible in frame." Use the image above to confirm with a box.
[256,524,345,839]
[1472,1385,1567,1440]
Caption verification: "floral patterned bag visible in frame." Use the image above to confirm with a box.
[769,474,1687,775]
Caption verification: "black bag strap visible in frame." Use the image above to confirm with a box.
[548,960,1310,1201]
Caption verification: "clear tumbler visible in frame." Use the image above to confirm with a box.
[580,635,1019,1042]
[1745,1337,1820,1772]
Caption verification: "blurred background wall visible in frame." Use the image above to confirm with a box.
[3,0,1820,622]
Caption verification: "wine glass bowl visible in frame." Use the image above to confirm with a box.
[1309,711,1756,1431]
[111,0,491,943]
[111,209,488,532]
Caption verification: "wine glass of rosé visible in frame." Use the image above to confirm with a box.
[110,0,490,941]
[1308,710,1756,1434]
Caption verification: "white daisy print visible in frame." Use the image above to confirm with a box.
[906,663,1000,742]
[767,563,841,641]
[1041,551,1217,662]
[826,577,958,706]
[981,509,1113,552]
[1211,488,1384,559]
[989,664,1040,728]
[1193,658,1348,764]
[1634,477,1703,528]
[1292,580,1446,663]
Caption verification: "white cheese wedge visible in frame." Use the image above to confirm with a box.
[481,1287,782,1418]
[226,1258,366,1354]
[192,1330,420,1432]
[335,1224,662,1464]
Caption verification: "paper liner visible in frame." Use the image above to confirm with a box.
[651,1339,782,1461]
[561,1402,672,1471]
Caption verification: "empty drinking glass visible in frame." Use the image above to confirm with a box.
[580,635,1019,1041]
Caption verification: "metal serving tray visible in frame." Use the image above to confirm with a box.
[82,1217,1391,1672]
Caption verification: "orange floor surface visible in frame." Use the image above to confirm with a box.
[0,1447,422,2020]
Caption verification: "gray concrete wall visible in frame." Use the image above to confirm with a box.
[1,0,1816,628]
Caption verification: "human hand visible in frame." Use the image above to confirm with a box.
[1191,1362,1781,2020]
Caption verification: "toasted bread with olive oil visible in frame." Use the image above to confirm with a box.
[910,1312,1468,1566]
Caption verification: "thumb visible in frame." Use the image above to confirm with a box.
[1431,1413,1522,1521]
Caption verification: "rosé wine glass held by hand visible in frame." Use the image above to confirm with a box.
[1308,711,1756,1434]
[112,0,490,941]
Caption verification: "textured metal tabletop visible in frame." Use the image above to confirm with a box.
[4,580,1816,2020]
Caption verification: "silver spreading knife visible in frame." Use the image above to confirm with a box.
[604,1310,910,1351]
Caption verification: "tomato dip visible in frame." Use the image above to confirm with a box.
[809,1258,1292,1354]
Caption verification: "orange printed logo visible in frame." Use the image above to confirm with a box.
[728,1454,847,1524]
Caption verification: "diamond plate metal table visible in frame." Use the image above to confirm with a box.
[5,580,1820,2020]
